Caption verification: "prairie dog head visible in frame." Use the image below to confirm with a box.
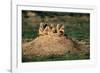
[39,23,64,36]
[56,24,64,36]
[39,22,48,35]
[56,24,61,32]
[59,24,64,35]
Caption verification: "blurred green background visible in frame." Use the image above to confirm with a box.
[22,10,90,42]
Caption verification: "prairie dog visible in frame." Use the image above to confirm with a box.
[58,24,64,36]
[56,24,61,33]
[47,25,52,35]
[39,23,44,35]
[50,24,54,28]
[43,25,48,35]
[51,24,57,33]
[39,23,48,35]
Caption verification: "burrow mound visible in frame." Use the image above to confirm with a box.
[22,34,89,58]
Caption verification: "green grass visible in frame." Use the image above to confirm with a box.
[22,52,90,62]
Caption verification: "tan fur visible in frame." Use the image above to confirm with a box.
[47,25,52,35]
[56,24,61,33]
[43,25,49,35]
[39,23,64,36]
[59,24,64,35]
[39,23,44,35]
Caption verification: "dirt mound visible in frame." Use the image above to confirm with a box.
[22,23,89,59]
[22,34,82,57]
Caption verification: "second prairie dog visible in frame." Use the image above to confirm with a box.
[51,24,57,33]
[59,24,64,35]
[57,24,64,36]
[56,24,61,33]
